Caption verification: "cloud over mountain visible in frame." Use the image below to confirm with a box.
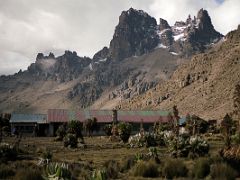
[0,0,239,75]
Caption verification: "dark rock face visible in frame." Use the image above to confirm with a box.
[157,9,223,55]
[187,9,222,44]
[109,8,159,61]
[159,18,171,31]
[93,47,109,61]
[28,50,91,82]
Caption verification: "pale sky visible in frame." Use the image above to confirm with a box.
[0,0,239,75]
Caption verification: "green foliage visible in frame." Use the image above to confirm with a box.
[103,124,112,136]
[92,169,107,180]
[118,122,132,143]
[41,149,53,160]
[168,135,209,158]
[192,158,210,179]
[162,159,188,179]
[0,165,15,179]
[0,143,17,162]
[144,133,157,147]
[135,153,144,162]
[210,163,237,180]
[186,115,209,134]
[67,120,83,140]
[189,136,209,158]
[44,162,71,180]
[63,133,78,148]
[56,125,66,141]
[133,160,159,178]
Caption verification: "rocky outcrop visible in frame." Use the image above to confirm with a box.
[159,18,171,31]
[158,9,223,56]
[28,50,91,82]
[93,47,109,61]
[109,8,159,61]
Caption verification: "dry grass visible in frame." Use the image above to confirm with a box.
[2,135,225,179]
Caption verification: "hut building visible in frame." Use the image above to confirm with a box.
[10,113,48,136]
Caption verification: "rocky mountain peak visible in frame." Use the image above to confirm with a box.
[109,8,159,61]
[93,47,109,61]
[157,8,223,56]
[159,18,171,31]
[196,8,214,32]
[36,52,55,61]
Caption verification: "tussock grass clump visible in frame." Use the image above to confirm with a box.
[103,160,120,179]
[192,158,210,179]
[132,160,159,178]
[162,159,188,179]
[210,163,237,180]
[120,155,136,172]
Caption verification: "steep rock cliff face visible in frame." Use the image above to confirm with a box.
[108,8,159,61]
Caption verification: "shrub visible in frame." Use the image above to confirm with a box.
[189,136,209,158]
[103,124,112,136]
[0,143,17,162]
[192,158,210,179]
[0,165,15,179]
[16,169,43,180]
[118,122,132,143]
[144,133,157,147]
[44,162,71,180]
[2,126,10,136]
[56,125,66,141]
[103,160,120,179]
[63,133,78,148]
[92,169,107,180]
[67,120,83,140]
[41,149,53,160]
[168,135,209,158]
[210,163,237,180]
[133,160,159,178]
[162,159,188,179]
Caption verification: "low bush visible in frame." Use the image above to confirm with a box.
[103,124,112,136]
[41,149,53,160]
[118,122,132,143]
[192,158,210,179]
[210,163,237,180]
[2,126,10,136]
[63,133,78,148]
[44,162,71,180]
[162,159,188,179]
[133,160,159,178]
[0,143,17,162]
[55,125,66,141]
[67,120,83,140]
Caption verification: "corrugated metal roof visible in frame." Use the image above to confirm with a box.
[47,109,171,123]
[10,113,47,123]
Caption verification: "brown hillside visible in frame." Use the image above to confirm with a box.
[120,26,240,120]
